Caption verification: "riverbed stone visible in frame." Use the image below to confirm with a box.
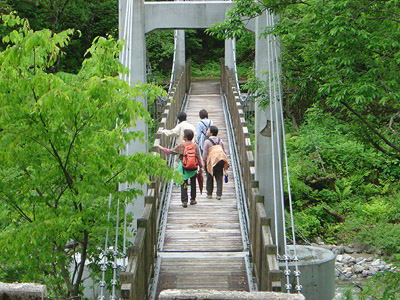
[329,243,399,285]
[355,258,366,264]
[352,265,364,274]
[344,246,355,254]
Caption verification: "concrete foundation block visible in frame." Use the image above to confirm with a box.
[159,289,305,300]
[0,282,47,300]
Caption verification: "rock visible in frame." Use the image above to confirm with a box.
[346,261,356,267]
[360,243,372,253]
[344,246,355,254]
[339,275,348,281]
[355,258,366,264]
[368,267,379,274]
[327,243,396,283]
[333,246,345,255]
[342,254,353,263]
[365,257,373,262]
[352,265,364,274]
[371,259,382,266]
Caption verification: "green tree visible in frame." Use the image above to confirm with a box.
[146,30,174,83]
[0,14,175,298]
[4,0,119,73]
[209,0,400,158]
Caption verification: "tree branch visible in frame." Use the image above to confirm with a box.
[59,0,72,21]
[73,230,89,296]
[28,136,57,159]
[64,114,94,169]
[55,185,67,208]
[48,139,78,195]
[340,100,400,154]
[23,167,54,209]
[323,207,345,222]
[51,262,66,298]
[2,197,33,223]
[105,168,125,184]
[59,258,75,295]
[32,82,79,195]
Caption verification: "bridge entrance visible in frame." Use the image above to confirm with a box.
[118,0,285,256]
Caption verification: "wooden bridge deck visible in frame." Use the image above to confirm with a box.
[155,80,251,298]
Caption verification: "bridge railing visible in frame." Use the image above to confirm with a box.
[121,60,191,300]
[220,63,282,291]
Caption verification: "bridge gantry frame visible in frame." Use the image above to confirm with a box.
[119,0,285,257]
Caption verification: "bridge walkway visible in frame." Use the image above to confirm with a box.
[154,80,252,298]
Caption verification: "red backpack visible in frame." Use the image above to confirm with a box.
[182,142,198,171]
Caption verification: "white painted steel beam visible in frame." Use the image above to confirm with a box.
[144,2,234,33]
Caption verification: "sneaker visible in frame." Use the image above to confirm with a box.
[190,199,197,205]
[216,196,221,200]
[207,195,212,199]
[182,202,188,208]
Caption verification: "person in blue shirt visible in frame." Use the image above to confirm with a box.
[196,109,213,155]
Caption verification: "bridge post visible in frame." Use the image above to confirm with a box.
[175,30,186,77]
[254,11,285,256]
[119,0,148,241]
[224,38,235,75]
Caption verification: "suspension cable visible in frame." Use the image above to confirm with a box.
[266,18,280,257]
[167,30,179,98]
[110,199,120,300]
[121,198,128,272]
[231,38,242,100]
[120,0,132,83]
[99,194,112,300]
[127,1,133,84]
[271,14,302,293]
[265,11,294,293]
[265,12,302,294]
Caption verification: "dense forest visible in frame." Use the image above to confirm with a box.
[1,0,400,299]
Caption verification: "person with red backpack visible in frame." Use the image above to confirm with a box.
[158,129,202,207]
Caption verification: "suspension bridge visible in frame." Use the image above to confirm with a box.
[110,0,336,299]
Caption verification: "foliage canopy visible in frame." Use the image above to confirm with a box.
[210,0,400,158]
[0,13,175,298]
